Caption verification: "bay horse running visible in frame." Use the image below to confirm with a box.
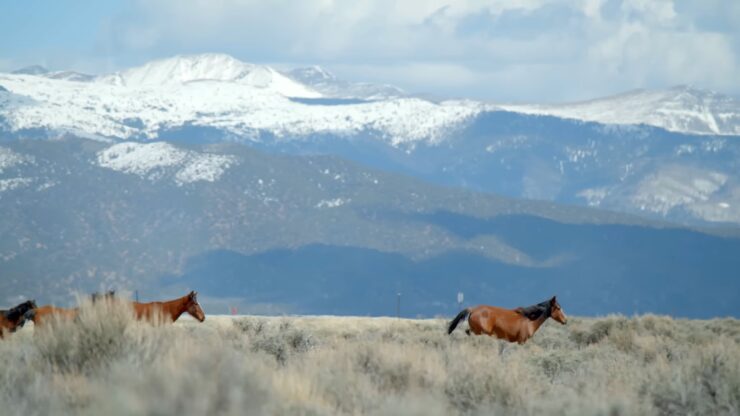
[448,296,567,344]
[132,291,205,323]
[28,292,113,328]
[28,305,78,328]
[0,300,37,338]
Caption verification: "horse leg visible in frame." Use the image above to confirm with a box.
[465,329,471,336]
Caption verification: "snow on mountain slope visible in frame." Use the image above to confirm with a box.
[46,71,94,82]
[0,146,36,194]
[0,146,34,173]
[2,54,739,146]
[0,57,482,145]
[12,66,48,76]
[96,142,237,185]
[631,165,740,223]
[0,177,33,193]
[98,54,320,98]
[288,66,406,99]
[633,166,726,214]
[501,86,740,136]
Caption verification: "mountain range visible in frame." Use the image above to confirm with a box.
[1,54,739,317]
[0,137,738,317]
[2,54,739,226]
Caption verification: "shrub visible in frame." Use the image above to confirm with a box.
[0,313,737,415]
[33,300,134,374]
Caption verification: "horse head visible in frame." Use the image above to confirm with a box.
[21,299,37,312]
[8,299,37,328]
[185,291,205,322]
[12,300,36,317]
[549,296,567,325]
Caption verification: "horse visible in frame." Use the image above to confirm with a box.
[0,300,37,338]
[32,291,114,327]
[26,290,116,328]
[33,291,116,326]
[28,305,79,328]
[131,291,205,323]
[447,296,567,344]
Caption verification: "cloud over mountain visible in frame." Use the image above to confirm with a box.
[94,0,740,102]
[2,1,736,102]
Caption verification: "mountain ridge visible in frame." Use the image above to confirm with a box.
[1,137,738,317]
[501,85,740,136]
[3,53,739,138]
[2,54,739,226]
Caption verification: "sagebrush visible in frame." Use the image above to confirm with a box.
[1,302,738,415]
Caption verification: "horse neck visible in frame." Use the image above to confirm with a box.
[530,313,549,335]
[4,306,25,322]
[160,296,189,321]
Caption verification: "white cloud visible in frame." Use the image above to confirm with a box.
[87,0,740,101]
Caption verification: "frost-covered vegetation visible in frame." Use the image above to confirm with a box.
[1,301,738,415]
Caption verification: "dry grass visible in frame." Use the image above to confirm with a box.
[1,301,738,415]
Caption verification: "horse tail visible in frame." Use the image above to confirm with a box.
[447,308,471,335]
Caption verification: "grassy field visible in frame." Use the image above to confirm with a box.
[1,301,738,415]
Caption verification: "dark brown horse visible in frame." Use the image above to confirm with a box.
[0,300,37,338]
[448,296,567,344]
[132,291,205,323]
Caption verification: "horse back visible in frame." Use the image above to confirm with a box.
[132,301,167,321]
[469,305,532,341]
[32,305,77,326]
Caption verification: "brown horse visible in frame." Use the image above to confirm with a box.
[447,296,567,344]
[0,300,37,338]
[28,305,79,328]
[131,291,205,323]
[29,292,114,328]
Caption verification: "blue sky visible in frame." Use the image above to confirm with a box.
[1,0,738,102]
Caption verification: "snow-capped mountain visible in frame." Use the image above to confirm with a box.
[2,54,739,144]
[1,54,740,225]
[11,65,49,76]
[288,66,406,100]
[501,86,740,136]
[97,54,320,98]
[0,54,481,144]
[12,65,94,82]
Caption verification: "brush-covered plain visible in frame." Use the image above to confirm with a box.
[1,301,738,415]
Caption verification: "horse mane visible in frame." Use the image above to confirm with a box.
[2,301,35,322]
[514,299,551,321]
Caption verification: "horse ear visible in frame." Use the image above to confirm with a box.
[551,296,557,304]
[190,291,198,300]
